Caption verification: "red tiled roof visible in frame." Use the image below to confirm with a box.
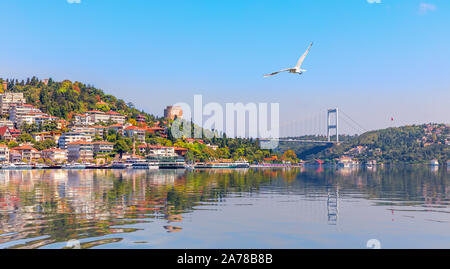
[106,111,123,115]
[12,145,39,152]
[125,126,145,131]
[0,126,10,136]
[0,144,8,148]
[108,124,123,128]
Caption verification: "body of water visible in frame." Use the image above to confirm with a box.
[0,166,448,249]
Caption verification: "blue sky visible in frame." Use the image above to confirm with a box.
[0,0,448,134]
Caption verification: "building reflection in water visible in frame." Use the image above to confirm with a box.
[0,166,448,248]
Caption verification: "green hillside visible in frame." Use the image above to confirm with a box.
[278,124,450,164]
[1,76,157,123]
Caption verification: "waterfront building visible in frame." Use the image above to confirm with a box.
[164,105,183,121]
[0,92,25,114]
[58,132,92,149]
[41,148,67,163]
[92,141,114,155]
[11,145,41,162]
[0,144,9,163]
[9,149,21,163]
[67,141,94,162]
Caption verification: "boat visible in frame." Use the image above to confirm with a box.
[148,156,184,169]
[234,160,250,168]
[111,161,131,169]
[132,160,159,170]
[195,161,238,169]
[62,163,86,169]
[33,163,49,169]
[2,163,33,170]
[184,164,195,170]
[430,159,439,166]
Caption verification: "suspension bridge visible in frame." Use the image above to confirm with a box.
[260,108,367,144]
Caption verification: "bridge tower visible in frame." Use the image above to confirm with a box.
[327,108,339,143]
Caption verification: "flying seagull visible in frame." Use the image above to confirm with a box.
[264,42,313,77]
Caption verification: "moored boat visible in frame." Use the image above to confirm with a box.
[62,163,86,169]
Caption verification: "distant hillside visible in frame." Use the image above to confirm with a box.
[0,76,158,123]
[278,124,450,164]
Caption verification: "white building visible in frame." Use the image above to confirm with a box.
[58,132,92,149]
[0,92,25,114]
[67,141,94,162]
[0,144,9,162]
[41,148,67,163]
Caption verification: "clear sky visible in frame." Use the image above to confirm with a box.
[0,0,449,135]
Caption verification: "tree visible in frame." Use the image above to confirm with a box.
[282,150,298,164]
[114,140,129,159]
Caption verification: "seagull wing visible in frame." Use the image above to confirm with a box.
[295,42,313,69]
[264,68,290,77]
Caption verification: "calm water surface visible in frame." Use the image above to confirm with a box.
[0,166,449,249]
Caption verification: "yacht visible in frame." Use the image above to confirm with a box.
[132,160,159,170]
[111,161,131,169]
[62,163,86,169]
[3,163,33,170]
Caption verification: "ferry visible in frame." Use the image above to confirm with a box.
[148,156,184,169]
[111,161,132,169]
[234,160,250,168]
[132,161,159,170]
[62,163,86,169]
[33,163,49,169]
[195,161,239,169]
[2,163,33,170]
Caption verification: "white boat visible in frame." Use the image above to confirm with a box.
[62,163,86,169]
[33,163,49,169]
[132,161,159,170]
[184,164,195,170]
[3,163,33,170]
[111,161,132,169]
[430,159,439,166]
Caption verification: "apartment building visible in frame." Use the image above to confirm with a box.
[67,141,94,162]
[32,131,62,143]
[92,141,114,155]
[0,144,9,162]
[11,145,41,162]
[41,148,67,163]
[58,132,93,149]
[124,126,146,143]
[0,92,25,114]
